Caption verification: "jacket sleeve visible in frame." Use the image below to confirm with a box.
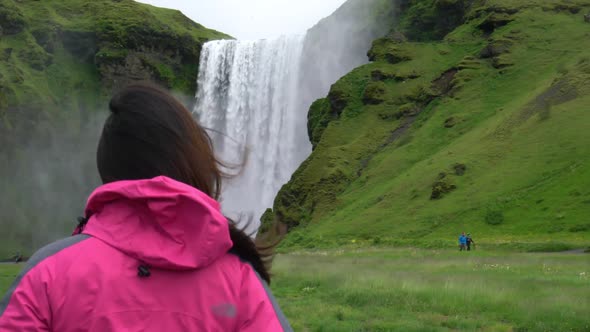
[0,262,51,331]
[237,264,293,332]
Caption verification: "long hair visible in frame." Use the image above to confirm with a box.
[96,83,272,283]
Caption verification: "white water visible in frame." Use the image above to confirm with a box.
[193,36,311,224]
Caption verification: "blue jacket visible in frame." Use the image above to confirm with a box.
[459,235,467,245]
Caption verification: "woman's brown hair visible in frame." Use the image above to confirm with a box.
[96,83,271,283]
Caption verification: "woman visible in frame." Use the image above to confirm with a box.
[0,84,292,331]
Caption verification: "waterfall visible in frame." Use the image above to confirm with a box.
[193,0,392,228]
[193,36,311,224]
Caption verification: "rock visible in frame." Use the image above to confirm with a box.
[258,208,275,234]
[431,178,456,199]
[18,43,53,71]
[362,82,387,105]
[367,38,412,63]
[371,69,390,81]
[402,0,469,40]
[0,1,26,36]
[477,13,513,34]
[328,88,349,116]
[0,48,12,61]
[307,98,331,148]
[96,52,154,92]
[480,39,513,58]
[543,4,581,14]
[585,12,590,23]
[371,69,420,82]
[385,51,412,64]
[479,38,514,69]
[444,117,458,128]
[404,84,437,104]
[388,31,407,43]
[62,30,98,61]
[431,69,458,95]
[394,103,421,119]
[453,163,467,176]
[32,29,59,54]
[492,55,514,69]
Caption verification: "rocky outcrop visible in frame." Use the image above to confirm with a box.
[94,24,213,93]
[477,13,514,34]
[479,39,513,59]
[327,87,349,117]
[362,82,387,105]
[0,0,25,36]
[307,98,331,149]
[431,178,457,199]
[400,0,472,41]
[368,39,412,63]
[63,31,99,62]
[371,68,420,82]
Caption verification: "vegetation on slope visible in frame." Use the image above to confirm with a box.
[0,0,229,256]
[0,0,228,143]
[264,0,590,250]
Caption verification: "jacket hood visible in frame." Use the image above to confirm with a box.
[82,176,232,270]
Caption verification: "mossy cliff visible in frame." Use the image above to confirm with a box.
[0,0,228,255]
[263,0,590,250]
[0,0,229,152]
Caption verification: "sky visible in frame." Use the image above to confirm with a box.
[136,0,348,40]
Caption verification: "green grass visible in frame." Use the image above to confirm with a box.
[268,0,590,249]
[0,264,21,296]
[271,248,590,331]
[2,248,588,331]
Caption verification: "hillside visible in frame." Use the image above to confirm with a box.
[265,0,590,251]
[0,0,229,146]
[0,0,229,256]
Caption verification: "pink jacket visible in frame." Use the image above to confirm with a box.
[0,176,292,331]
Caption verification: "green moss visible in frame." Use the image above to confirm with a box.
[307,98,332,149]
[362,81,387,105]
[398,0,471,41]
[258,208,275,234]
[0,0,26,35]
[368,38,413,63]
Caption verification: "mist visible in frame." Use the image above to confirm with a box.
[0,112,105,256]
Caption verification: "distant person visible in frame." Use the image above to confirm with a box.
[466,233,475,251]
[459,232,467,251]
[12,252,22,264]
[0,84,292,332]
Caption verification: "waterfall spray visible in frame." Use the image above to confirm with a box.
[193,36,311,226]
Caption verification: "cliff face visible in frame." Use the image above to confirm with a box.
[266,0,590,250]
[0,0,229,151]
[0,0,228,255]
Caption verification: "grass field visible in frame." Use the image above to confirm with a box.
[271,248,590,332]
[2,248,588,331]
